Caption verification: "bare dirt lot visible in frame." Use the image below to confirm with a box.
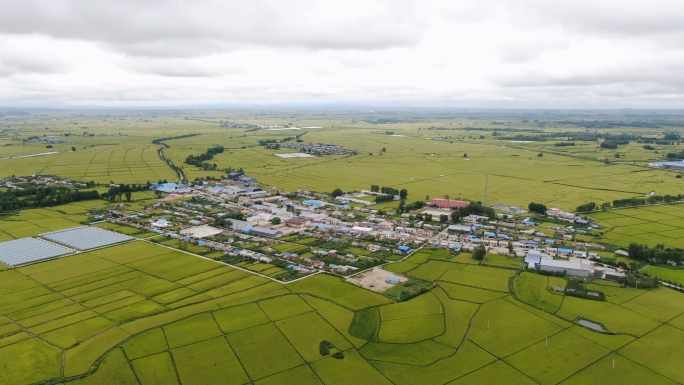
[346,266,407,292]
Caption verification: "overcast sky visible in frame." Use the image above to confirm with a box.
[1,0,684,108]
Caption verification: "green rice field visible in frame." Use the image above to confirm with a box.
[0,237,679,384]
[589,203,684,248]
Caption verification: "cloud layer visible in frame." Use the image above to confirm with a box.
[1,0,683,107]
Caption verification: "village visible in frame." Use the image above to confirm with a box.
[95,173,626,283]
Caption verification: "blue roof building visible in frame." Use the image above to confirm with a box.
[386,276,400,284]
[398,246,411,253]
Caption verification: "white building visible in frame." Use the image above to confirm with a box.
[538,257,592,277]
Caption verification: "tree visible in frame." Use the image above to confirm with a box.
[528,202,547,215]
[576,202,596,213]
[473,244,487,261]
[463,153,468,158]
[399,189,408,200]
[331,188,344,198]
[537,152,543,157]
[124,191,132,202]
[425,195,430,201]
[398,199,406,213]
[450,210,461,223]
[71,146,76,152]
[381,147,386,152]
[439,214,449,223]
[370,185,380,192]
[270,217,281,225]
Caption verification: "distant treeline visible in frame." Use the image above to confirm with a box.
[152,133,202,147]
[574,194,684,213]
[666,150,684,159]
[0,186,100,212]
[555,120,679,129]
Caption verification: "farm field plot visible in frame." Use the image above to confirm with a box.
[555,296,661,336]
[505,330,610,385]
[0,143,176,184]
[513,273,564,313]
[589,203,684,248]
[408,260,465,281]
[468,298,565,358]
[643,265,684,286]
[439,264,515,292]
[619,325,684,384]
[0,208,87,240]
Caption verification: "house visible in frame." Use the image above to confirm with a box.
[448,224,472,234]
[286,218,310,227]
[572,250,588,258]
[397,246,411,253]
[386,276,400,284]
[351,226,373,235]
[227,219,251,231]
[151,218,172,228]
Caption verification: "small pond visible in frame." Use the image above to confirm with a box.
[578,319,608,332]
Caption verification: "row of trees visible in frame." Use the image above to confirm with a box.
[152,133,201,147]
[369,185,408,199]
[101,183,148,202]
[375,194,395,203]
[185,145,225,167]
[0,186,100,213]
[628,243,684,264]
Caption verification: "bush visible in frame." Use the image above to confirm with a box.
[333,352,345,359]
[319,340,333,356]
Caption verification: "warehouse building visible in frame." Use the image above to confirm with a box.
[538,257,592,277]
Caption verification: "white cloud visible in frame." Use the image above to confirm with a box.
[0,0,683,107]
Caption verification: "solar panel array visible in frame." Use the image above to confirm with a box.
[0,238,73,267]
[39,226,132,250]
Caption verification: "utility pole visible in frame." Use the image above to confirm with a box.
[484,174,489,207]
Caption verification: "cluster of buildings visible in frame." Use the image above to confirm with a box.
[2,175,90,190]
[280,142,357,156]
[98,171,628,281]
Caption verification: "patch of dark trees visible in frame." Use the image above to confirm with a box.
[628,243,684,265]
[185,145,225,170]
[0,186,100,212]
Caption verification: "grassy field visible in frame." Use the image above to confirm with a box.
[3,110,684,213]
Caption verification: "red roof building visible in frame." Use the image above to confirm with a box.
[432,198,470,209]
